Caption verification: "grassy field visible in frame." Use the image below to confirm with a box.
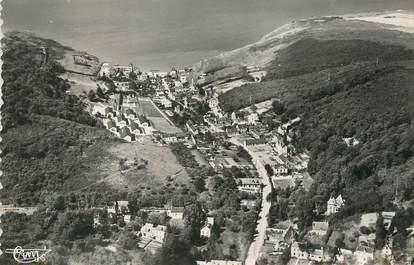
[61,72,97,96]
[90,138,190,192]
[136,99,163,117]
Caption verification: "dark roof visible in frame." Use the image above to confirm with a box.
[107,120,116,128]
[138,115,149,124]
[125,109,136,116]
[120,127,132,138]
[130,121,140,131]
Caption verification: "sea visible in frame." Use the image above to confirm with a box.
[3,0,414,71]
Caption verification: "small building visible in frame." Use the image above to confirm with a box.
[201,217,215,239]
[115,114,128,128]
[138,223,167,243]
[137,115,150,127]
[120,127,134,142]
[310,221,329,236]
[130,121,144,136]
[160,97,172,108]
[125,109,136,120]
[92,103,113,117]
[291,241,324,262]
[196,261,242,265]
[237,178,262,194]
[354,246,374,265]
[166,207,184,220]
[246,113,259,125]
[326,195,345,215]
[240,199,256,209]
[271,175,295,190]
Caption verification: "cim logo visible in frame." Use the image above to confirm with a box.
[5,246,51,263]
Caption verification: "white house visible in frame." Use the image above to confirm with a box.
[138,223,167,243]
[201,217,215,239]
[160,97,172,108]
[291,241,324,262]
[196,261,242,265]
[310,221,329,236]
[326,195,345,215]
[246,113,259,125]
[237,178,262,194]
[166,207,184,220]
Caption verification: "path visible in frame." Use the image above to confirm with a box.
[230,138,272,265]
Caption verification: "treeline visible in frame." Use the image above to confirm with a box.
[285,62,414,224]
[1,33,115,204]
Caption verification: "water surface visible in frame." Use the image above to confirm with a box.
[3,0,414,70]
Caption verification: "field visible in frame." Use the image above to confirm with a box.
[61,72,97,96]
[88,138,190,192]
[136,98,182,134]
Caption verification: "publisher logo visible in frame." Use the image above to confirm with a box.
[5,246,51,263]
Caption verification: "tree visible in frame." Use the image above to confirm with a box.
[264,164,274,176]
[375,213,387,249]
[96,86,105,98]
[88,89,96,101]
[53,195,65,211]
[184,202,206,243]
[272,100,286,115]
[194,177,206,193]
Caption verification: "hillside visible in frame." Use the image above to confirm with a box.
[195,11,414,219]
[0,32,116,205]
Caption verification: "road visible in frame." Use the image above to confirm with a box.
[230,138,272,265]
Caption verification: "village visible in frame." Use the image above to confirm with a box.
[69,57,413,265]
[0,52,407,265]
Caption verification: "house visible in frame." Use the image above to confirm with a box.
[106,119,118,132]
[129,121,144,136]
[124,214,132,224]
[99,62,114,77]
[354,246,374,265]
[166,206,184,220]
[225,127,239,137]
[117,201,129,213]
[243,138,267,147]
[273,165,288,175]
[137,115,150,127]
[266,222,296,252]
[196,261,242,265]
[125,109,136,120]
[107,200,129,215]
[186,121,199,135]
[115,114,128,128]
[160,97,172,108]
[382,211,395,231]
[291,241,309,260]
[310,221,329,236]
[246,113,259,125]
[93,214,101,228]
[138,223,167,243]
[240,199,256,209]
[271,175,295,190]
[326,195,345,215]
[92,103,113,117]
[200,217,215,239]
[120,127,134,141]
[291,241,324,262]
[237,178,262,194]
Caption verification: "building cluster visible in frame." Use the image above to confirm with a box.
[92,102,153,141]
[261,206,401,265]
